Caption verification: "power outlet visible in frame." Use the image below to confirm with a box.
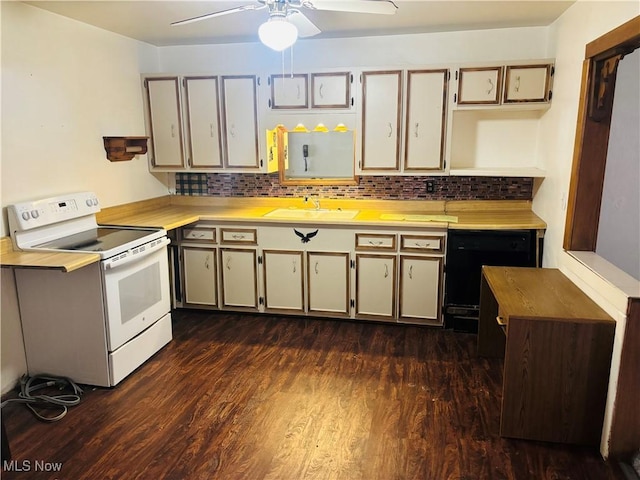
[426,180,435,193]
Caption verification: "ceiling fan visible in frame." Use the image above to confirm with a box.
[171,0,398,51]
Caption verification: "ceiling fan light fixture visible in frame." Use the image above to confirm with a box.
[258,16,298,51]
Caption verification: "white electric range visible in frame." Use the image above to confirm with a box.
[8,192,173,387]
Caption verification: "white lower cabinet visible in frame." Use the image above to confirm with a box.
[398,255,443,325]
[176,223,445,326]
[182,247,217,306]
[307,252,350,316]
[262,250,305,313]
[260,226,351,318]
[220,248,258,310]
[355,253,397,320]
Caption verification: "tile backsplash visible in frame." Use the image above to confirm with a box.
[176,173,534,200]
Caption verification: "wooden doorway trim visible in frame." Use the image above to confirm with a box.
[563,16,640,250]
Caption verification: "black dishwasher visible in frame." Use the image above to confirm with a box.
[444,229,540,332]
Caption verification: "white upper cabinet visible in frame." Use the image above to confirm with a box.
[184,76,223,169]
[311,72,351,109]
[454,62,553,107]
[221,75,260,169]
[360,70,402,171]
[503,65,553,103]
[448,61,554,177]
[145,74,271,173]
[270,74,308,109]
[404,69,448,171]
[145,77,185,169]
[457,67,503,105]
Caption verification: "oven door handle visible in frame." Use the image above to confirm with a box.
[102,237,170,271]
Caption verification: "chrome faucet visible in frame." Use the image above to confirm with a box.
[304,196,321,210]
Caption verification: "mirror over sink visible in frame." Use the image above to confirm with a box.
[268,123,358,186]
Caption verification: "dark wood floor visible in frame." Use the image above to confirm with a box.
[2,310,624,480]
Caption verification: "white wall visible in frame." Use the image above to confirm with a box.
[158,26,550,72]
[1,2,168,238]
[0,2,167,393]
[535,0,639,458]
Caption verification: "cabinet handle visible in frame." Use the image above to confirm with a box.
[232,234,245,240]
[368,240,383,246]
[210,123,215,138]
[292,259,297,274]
[409,265,413,280]
[226,257,231,270]
[171,124,176,138]
[205,255,210,270]
[487,78,494,95]
[384,264,389,278]
[297,84,301,99]
[314,262,319,274]
[319,83,324,98]
[515,75,521,93]
[230,124,236,138]
[387,122,393,137]
[414,122,419,138]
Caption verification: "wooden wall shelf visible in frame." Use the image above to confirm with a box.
[103,136,148,162]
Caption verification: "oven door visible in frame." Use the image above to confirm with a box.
[102,238,171,351]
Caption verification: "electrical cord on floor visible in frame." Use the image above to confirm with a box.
[0,374,83,422]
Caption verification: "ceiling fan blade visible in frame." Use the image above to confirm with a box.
[303,0,397,15]
[171,4,266,26]
[287,10,321,38]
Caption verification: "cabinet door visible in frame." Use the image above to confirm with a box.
[182,247,217,306]
[355,254,397,319]
[145,77,185,168]
[361,71,402,171]
[184,77,223,169]
[263,250,304,313]
[271,74,308,109]
[220,248,258,309]
[503,65,551,103]
[404,69,448,171]
[457,67,503,105]
[399,255,442,325]
[221,75,259,169]
[311,72,350,108]
[307,252,350,316]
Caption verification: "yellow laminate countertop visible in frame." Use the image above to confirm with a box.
[0,237,100,272]
[1,196,546,270]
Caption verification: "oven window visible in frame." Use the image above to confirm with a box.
[118,263,162,324]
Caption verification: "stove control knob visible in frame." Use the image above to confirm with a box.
[31,210,39,219]
[21,211,30,221]
[92,198,98,206]
[86,199,93,207]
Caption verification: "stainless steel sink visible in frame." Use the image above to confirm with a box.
[263,208,359,220]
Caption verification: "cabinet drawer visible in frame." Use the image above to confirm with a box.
[355,233,397,251]
[400,234,445,253]
[182,226,216,243]
[220,228,258,245]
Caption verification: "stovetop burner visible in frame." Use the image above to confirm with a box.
[34,227,159,252]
